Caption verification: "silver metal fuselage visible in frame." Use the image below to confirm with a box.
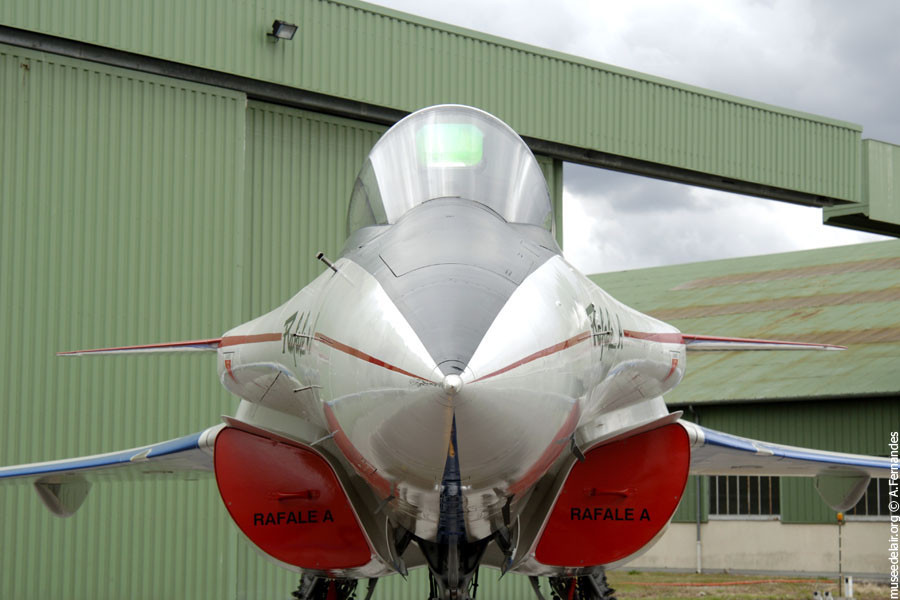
[217,198,685,573]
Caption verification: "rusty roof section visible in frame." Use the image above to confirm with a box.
[672,256,900,290]
[651,286,900,322]
[589,240,900,405]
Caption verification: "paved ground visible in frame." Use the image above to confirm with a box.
[605,571,889,599]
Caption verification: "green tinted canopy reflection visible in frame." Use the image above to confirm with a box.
[416,123,484,168]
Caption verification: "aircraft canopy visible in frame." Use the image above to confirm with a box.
[347,105,552,234]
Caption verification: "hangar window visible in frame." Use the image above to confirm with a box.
[846,477,891,518]
[709,475,780,518]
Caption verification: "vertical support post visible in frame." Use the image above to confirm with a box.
[689,405,702,574]
[837,511,844,594]
[696,475,702,574]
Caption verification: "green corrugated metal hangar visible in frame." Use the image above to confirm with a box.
[1,0,898,597]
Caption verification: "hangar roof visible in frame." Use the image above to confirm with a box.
[590,240,900,405]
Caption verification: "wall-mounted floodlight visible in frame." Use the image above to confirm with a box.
[268,20,298,41]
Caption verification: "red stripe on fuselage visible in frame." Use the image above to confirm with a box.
[473,331,592,383]
[623,330,684,344]
[314,333,432,382]
[219,333,283,347]
[664,357,679,381]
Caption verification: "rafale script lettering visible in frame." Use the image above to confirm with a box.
[282,311,313,363]
[570,507,651,522]
[253,509,334,526]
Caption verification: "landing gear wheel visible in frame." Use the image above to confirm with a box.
[548,572,616,600]
[291,574,359,600]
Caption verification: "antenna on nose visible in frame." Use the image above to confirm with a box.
[316,251,339,273]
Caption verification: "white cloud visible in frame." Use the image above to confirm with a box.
[562,168,886,274]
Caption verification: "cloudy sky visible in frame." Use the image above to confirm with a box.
[370,0,897,273]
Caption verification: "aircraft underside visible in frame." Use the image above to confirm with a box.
[213,407,691,600]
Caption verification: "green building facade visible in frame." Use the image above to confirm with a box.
[2,1,898,596]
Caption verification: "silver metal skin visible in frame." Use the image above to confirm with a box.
[216,105,686,579]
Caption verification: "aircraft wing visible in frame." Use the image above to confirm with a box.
[0,424,223,516]
[56,338,222,356]
[681,334,844,351]
[680,420,892,511]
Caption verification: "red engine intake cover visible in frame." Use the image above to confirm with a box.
[535,423,690,566]
[214,427,372,570]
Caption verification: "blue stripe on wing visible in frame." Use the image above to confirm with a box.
[700,425,891,471]
[0,431,205,479]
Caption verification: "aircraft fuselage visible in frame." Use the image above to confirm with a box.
[216,197,686,574]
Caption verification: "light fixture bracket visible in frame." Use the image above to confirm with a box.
[268,19,298,41]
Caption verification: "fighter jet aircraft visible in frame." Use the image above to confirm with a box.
[0,105,891,600]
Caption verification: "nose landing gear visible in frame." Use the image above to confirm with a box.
[291,575,378,600]
[545,572,617,600]
[417,534,490,600]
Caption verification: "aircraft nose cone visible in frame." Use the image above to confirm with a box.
[442,374,463,395]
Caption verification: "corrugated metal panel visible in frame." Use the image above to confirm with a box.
[825,140,900,236]
[233,536,300,600]
[591,240,900,403]
[0,43,255,599]
[697,398,899,523]
[865,139,900,224]
[244,100,387,314]
[0,0,862,202]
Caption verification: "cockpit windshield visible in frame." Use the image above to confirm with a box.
[347,105,553,235]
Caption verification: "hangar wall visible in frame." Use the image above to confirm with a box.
[826,138,900,236]
[0,42,563,599]
[244,101,387,317]
[0,41,293,600]
[0,0,869,211]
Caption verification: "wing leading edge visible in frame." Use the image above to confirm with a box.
[0,424,223,516]
[681,334,845,351]
[57,338,222,356]
[680,420,891,511]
